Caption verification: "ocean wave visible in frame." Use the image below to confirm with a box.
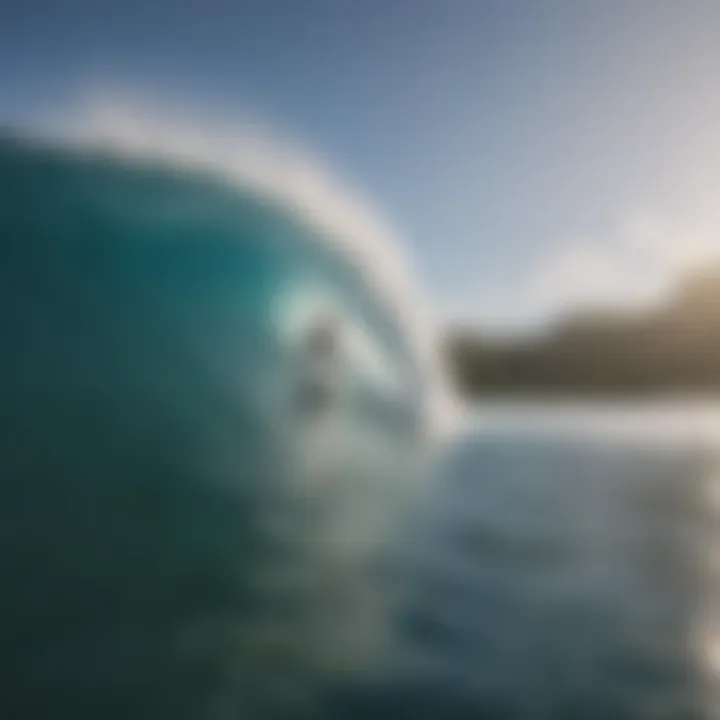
[0,115,449,718]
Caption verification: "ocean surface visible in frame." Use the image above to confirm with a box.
[0,136,430,718]
[4,136,720,718]
[324,404,720,720]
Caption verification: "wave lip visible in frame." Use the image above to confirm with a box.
[0,117,439,717]
[41,95,459,440]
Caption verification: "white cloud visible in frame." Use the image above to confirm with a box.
[451,210,720,330]
[536,212,720,317]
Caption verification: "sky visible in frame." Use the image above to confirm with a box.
[3,0,720,330]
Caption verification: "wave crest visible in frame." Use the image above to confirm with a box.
[41,93,458,438]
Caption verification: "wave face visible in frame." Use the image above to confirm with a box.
[0,137,431,718]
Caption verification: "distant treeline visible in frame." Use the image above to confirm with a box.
[446,269,720,396]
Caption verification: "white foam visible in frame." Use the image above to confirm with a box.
[37,92,459,439]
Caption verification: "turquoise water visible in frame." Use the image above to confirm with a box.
[2,138,719,719]
[0,138,428,718]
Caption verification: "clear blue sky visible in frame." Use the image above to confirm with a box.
[3,0,720,328]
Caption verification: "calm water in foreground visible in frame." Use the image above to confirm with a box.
[326,403,720,720]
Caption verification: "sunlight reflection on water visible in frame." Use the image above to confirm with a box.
[331,403,720,719]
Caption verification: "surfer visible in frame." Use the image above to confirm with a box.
[295,311,344,415]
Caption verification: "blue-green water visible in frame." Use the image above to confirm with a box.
[0,137,429,718]
[2,137,719,719]
[332,416,717,719]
